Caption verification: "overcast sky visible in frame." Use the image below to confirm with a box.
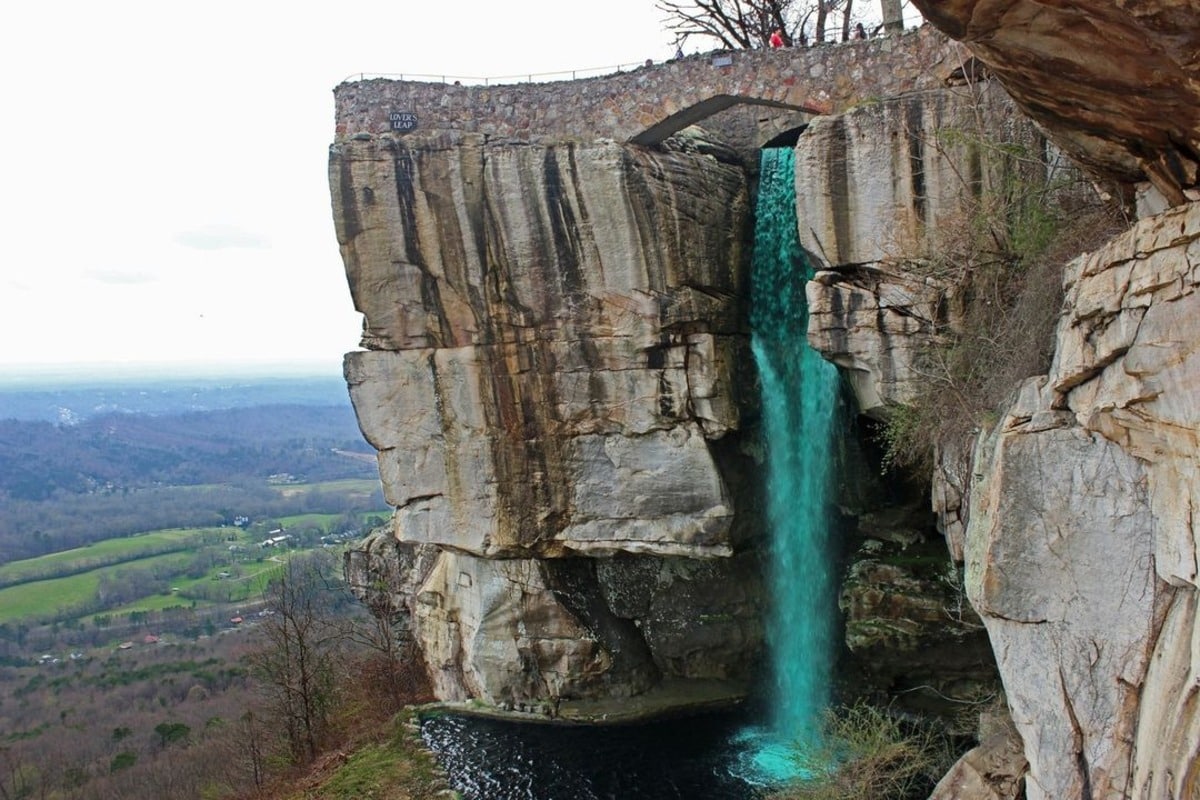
[1,1,917,379]
[0,0,682,377]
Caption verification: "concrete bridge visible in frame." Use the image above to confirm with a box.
[333,26,961,148]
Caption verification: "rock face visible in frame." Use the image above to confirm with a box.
[788,61,1192,796]
[799,81,1057,417]
[961,203,1200,800]
[909,0,1200,205]
[794,82,1027,719]
[327,26,1200,795]
[809,74,1200,793]
[331,129,765,707]
[930,707,1027,800]
[872,7,1200,795]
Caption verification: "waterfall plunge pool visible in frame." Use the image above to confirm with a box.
[420,708,795,800]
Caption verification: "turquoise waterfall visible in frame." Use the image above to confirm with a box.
[745,146,841,774]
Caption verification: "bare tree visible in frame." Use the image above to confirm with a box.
[246,553,341,764]
[338,576,431,712]
[658,0,784,49]
[659,0,862,50]
[0,748,39,800]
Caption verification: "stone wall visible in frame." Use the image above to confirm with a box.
[333,26,962,147]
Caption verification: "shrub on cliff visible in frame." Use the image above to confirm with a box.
[770,701,955,800]
[879,116,1128,476]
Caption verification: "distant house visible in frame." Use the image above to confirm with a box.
[258,533,291,548]
[229,616,244,625]
[143,634,159,645]
[118,641,134,650]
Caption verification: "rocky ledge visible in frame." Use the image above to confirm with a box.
[331,130,766,710]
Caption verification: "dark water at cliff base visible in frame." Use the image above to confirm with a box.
[421,710,795,799]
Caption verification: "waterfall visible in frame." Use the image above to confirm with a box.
[735,146,841,782]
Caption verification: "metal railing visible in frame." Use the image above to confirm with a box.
[338,22,927,88]
[340,60,661,87]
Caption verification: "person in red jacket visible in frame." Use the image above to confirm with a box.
[769,29,784,48]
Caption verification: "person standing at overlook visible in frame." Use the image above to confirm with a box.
[769,29,784,48]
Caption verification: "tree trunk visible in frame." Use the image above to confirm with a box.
[815,1,829,43]
[880,0,903,32]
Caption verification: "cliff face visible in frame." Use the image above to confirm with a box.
[796,12,1200,796]
[960,204,1200,800]
[798,81,1057,719]
[329,16,1199,794]
[857,4,1200,796]
[331,131,765,707]
[800,80,1054,419]
[908,0,1200,205]
[330,92,1005,718]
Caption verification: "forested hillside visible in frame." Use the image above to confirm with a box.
[0,403,380,562]
[0,404,372,500]
[0,373,350,422]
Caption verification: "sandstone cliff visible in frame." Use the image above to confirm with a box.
[909,0,1200,207]
[961,203,1200,798]
[328,15,1200,797]
[870,4,1200,797]
[803,75,1200,800]
[331,130,765,708]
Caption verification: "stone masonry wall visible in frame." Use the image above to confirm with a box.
[334,26,964,147]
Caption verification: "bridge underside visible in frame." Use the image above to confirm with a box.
[630,94,817,148]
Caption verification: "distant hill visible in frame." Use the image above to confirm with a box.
[0,374,351,423]
[0,373,385,561]
[0,404,375,501]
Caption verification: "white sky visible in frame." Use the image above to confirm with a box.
[0,0,678,376]
[0,1,919,378]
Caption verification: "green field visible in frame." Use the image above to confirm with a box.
[0,549,208,625]
[0,502,382,628]
[277,512,341,529]
[82,560,286,622]
[0,528,224,589]
[0,572,104,624]
[275,478,383,498]
[276,510,388,530]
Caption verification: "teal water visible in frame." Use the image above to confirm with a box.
[736,147,841,785]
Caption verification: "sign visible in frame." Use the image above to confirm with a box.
[711,54,733,67]
[389,111,418,132]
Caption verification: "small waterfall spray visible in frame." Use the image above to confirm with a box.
[733,146,841,784]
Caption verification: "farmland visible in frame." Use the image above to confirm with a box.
[0,503,386,629]
[0,374,427,800]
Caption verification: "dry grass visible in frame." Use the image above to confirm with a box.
[878,131,1130,476]
[767,702,956,800]
[221,646,439,800]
